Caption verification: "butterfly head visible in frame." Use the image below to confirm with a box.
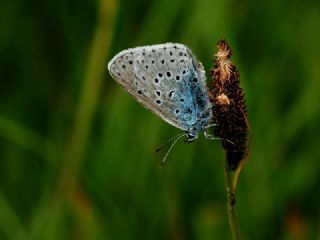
[185,123,204,142]
[185,131,197,143]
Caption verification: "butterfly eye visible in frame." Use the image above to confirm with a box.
[187,132,194,138]
[186,132,196,142]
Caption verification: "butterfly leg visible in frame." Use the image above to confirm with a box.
[203,124,220,140]
[204,128,235,144]
[204,129,220,140]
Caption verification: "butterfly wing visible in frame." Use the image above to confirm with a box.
[108,43,211,131]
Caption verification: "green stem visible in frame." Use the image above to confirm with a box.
[224,156,241,240]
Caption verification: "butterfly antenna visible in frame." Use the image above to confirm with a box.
[155,133,182,152]
[159,133,185,167]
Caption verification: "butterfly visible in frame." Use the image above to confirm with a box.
[108,43,214,162]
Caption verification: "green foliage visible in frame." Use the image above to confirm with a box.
[0,0,319,239]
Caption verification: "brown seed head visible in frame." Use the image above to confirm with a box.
[208,39,249,170]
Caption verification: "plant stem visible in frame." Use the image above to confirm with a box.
[224,154,241,240]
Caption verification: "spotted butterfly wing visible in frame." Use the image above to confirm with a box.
[108,43,211,132]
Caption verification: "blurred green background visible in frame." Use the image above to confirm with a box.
[0,0,319,239]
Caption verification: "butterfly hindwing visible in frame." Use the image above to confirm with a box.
[108,43,211,131]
